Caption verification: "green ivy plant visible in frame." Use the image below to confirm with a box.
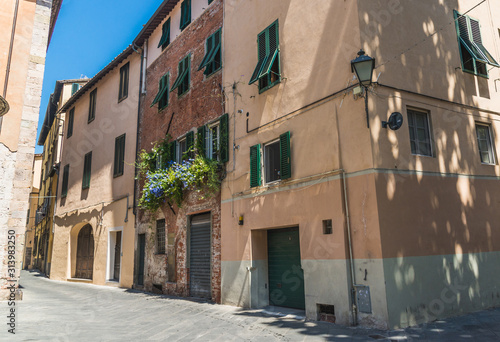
[137,136,223,212]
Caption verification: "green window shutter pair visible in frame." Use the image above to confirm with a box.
[196,113,229,162]
[82,152,92,189]
[71,83,79,95]
[454,11,499,76]
[249,131,291,188]
[180,0,191,30]
[61,164,69,197]
[151,74,169,109]
[114,134,126,177]
[198,29,222,75]
[158,18,171,49]
[67,108,74,138]
[171,55,190,95]
[208,0,214,4]
[249,20,280,86]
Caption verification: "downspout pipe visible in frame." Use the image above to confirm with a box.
[133,42,145,216]
[1,0,19,132]
[3,0,19,98]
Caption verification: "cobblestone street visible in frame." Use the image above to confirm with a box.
[1,271,499,341]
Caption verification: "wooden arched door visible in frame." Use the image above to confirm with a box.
[75,224,94,279]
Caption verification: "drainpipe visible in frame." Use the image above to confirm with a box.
[342,170,357,325]
[133,41,145,216]
[0,0,19,132]
[334,102,358,325]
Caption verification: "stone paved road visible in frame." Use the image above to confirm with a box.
[1,271,500,341]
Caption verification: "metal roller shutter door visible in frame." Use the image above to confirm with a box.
[190,213,211,299]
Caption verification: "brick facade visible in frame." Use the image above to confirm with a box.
[136,0,223,303]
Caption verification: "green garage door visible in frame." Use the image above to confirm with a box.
[268,227,305,309]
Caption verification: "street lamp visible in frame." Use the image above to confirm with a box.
[0,95,9,116]
[351,49,375,128]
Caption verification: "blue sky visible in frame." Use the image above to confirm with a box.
[36,0,164,153]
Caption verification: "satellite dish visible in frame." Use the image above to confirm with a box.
[382,112,403,130]
[0,95,9,117]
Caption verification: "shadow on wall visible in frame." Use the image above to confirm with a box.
[356,0,500,328]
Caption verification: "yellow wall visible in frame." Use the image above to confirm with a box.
[52,51,141,288]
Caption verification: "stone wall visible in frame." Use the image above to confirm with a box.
[0,0,51,299]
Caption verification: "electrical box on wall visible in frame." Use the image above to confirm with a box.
[356,285,372,314]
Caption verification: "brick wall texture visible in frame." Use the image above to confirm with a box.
[136,0,223,303]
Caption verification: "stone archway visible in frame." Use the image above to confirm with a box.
[75,224,94,279]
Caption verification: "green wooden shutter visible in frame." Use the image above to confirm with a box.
[114,136,120,176]
[220,113,229,163]
[83,152,92,189]
[197,126,206,157]
[249,32,268,84]
[158,18,171,49]
[180,0,191,30]
[67,108,74,138]
[198,34,214,71]
[186,131,194,154]
[250,144,261,187]
[61,164,69,197]
[279,131,291,180]
[168,141,177,164]
[71,83,79,95]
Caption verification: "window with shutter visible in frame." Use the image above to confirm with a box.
[186,131,194,157]
[180,0,191,31]
[279,131,291,179]
[82,152,92,189]
[158,18,171,50]
[250,144,261,188]
[88,89,97,123]
[114,134,126,177]
[197,126,206,157]
[454,11,499,77]
[219,113,229,162]
[119,63,129,101]
[67,108,74,138]
[61,164,69,197]
[171,55,190,96]
[151,73,169,109]
[71,83,79,95]
[249,20,281,92]
[199,29,222,76]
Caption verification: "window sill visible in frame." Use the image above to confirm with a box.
[462,68,489,79]
[118,95,128,103]
[480,162,496,166]
[258,79,281,94]
[177,88,190,99]
[204,66,222,79]
[88,118,95,124]
[113,172,124,178]
[411,153,434,158]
